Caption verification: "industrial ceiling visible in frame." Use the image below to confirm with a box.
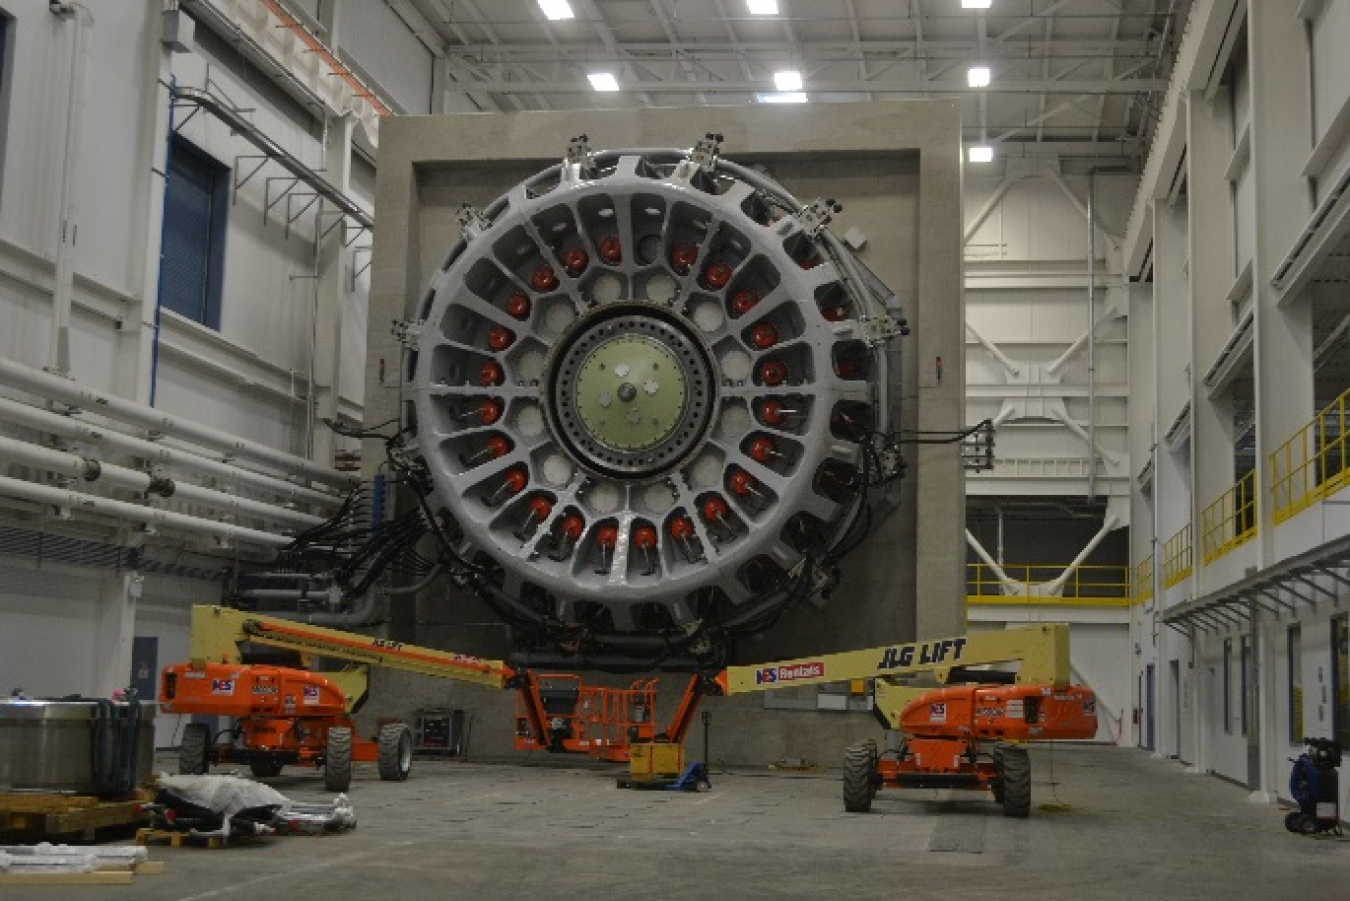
[388,0,1191,165]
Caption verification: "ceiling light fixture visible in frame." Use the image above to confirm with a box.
[747,0,780,13]
[968,146,994,163]
[774,70,803,92]
[961,0,993,9]
[759,92,808,104]
[968,66,991,87]
[538,0,574,21]
[587,71,620,92]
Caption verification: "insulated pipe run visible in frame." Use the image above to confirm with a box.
[0,474,290,549]
[0,395,340,510]
[0,357,355,489]
[0,434,323,530]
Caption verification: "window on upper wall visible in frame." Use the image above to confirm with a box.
[160,137,228,329]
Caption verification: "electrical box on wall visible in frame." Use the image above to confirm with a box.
[161,9,194,53]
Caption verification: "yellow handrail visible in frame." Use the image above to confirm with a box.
[1161,524,1192,588]
[1132,555,1154,605]
[965,563,1131,607]
[1199,470,1257,564]
[1270,385,1350,524]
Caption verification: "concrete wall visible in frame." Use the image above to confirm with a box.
[360,102,964,766]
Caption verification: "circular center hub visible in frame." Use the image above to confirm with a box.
[575,336,686,453]
[547,304,716,479]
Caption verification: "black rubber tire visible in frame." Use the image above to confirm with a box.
[1000,745,1032,818]
[1297,814,1321,836]
[377,723,413,782]
[249,758,285,778]
[843,740,878,813]
[991,743,1008,804]
[1284,811,1304,832]
[179,723,210,775]
[324,726,353,792]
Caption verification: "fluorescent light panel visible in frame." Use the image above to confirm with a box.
[747,0,779,13]
[961,0,993,8]
[588,71,620,92]
[774,70,803,92]
[759,92,807,104]
[968,146,994,163]
[538,0,574,20]
[967,66,991,87]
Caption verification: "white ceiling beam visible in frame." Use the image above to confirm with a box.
[441,79,1168,95]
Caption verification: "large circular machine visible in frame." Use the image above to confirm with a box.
[403,135,906,665]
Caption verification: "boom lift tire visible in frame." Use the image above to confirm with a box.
[180,723,210,775]
[377,723,413,782]
[249,759,285,778]
[324,726,353,792]
[991,743,1007,804]
[843,739,878,813]
[998,745,1032,818]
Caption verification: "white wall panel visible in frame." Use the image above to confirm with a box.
[334,0,432,115]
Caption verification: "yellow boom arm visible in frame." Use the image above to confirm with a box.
[187,605,513,689]
[716,623,1072,695]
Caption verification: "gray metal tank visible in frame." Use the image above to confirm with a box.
[0,698,156,795]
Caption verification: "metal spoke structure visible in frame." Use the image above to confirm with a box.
[393,0,1190,163]
[403,137,905,661]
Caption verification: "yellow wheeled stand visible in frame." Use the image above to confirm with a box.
[617,742,711,792]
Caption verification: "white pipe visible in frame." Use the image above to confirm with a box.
[49,3,92,375]
[0,395,339,510]
[1041,514,1120,594]
[0,357,354,489]
[963,175,1019,244]
[0,474,290,549]
[0,434,323,530]
[965,529,1018,591]
[965,321,1021,377]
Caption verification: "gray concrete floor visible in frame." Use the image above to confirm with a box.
[10,745,1349,900]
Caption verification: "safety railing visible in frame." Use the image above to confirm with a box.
[1132,555,1154,606]
[1161,524,1193,588]
[1199,470,1257,564]
[1270,385,1350,524]
[965,563,1132,607]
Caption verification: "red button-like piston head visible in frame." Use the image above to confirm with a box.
[478,360,504,386]
[729,470,756,497]
[748,437,777,464]
[759,360,789,386]
[596,526,619,550]
[672,243,699,273]
[528,496,554,521]
[704,262,733,289]
[476,400,503,425]
[822,304,848,322]
[501,469,527,495]
[634,526,658,551]
[532,263,558,292]
[562,246,589,277]
[759,400,787,426]
[560,515,585,541]
[598,234,622,265]
[730,288,760,316]
[701,497,729,523]
[669,517,695,541]
[749,323,779,349]
[506,291,531,320]
[484,435,511,458]
[487,326,515,351]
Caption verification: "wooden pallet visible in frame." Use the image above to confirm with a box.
[0,860,165,886]
[136,827,257,849]
[0,790,153,841]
